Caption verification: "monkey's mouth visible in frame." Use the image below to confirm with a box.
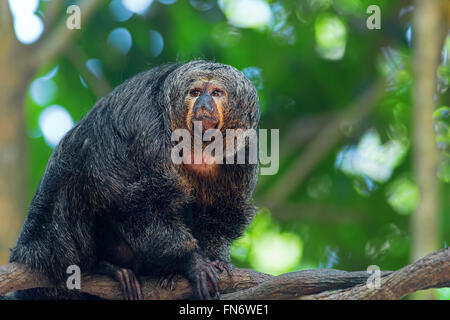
[197,117,218,131]
[192,110,219,132]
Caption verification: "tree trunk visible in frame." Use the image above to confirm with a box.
[411,0,447,299]
[0,1,36,263]
[0,34,35,264]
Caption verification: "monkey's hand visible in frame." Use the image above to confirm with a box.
[186,251,220,300]
[211,260,233,276]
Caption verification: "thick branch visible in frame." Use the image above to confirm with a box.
[220,270,393,300]
[0,249,448,300]
[299,248,450,299]
[0,265,272,300]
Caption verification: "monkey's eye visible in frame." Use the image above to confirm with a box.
[212,89,224,97]
[190,89,201,97]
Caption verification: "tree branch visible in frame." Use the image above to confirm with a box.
[31,0,103,68]
[1,248,448,300]
[39,0,66,42]
[66,44,112,98]
[0,0,14,39]
[261,80,386,209]
[299,247,450,300]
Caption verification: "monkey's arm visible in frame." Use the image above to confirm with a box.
[194,164,258,269]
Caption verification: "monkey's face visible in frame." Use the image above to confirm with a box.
[165,61,260,174]
[184,79,226,133]
[166,61,259,135]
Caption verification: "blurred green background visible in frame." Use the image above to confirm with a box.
[0,0,449,299]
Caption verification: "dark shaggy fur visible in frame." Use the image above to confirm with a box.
[8,60,260,299]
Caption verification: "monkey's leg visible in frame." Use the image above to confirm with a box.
[96,261,143,300]
[113,213,220,299]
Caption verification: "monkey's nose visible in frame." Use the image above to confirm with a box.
[195,103,214,113]
[193,95,215,113]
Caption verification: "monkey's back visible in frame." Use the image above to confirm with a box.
[9,63,184,299]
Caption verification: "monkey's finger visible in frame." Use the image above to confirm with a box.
[128,271,138,300]
[135,276,143,300]
[206,267,220,298]
[116,270,129,300]
[124,270,135,300]
[200,272,212,300]
[224,263,233,276]
[129,272,143,300]
[129,272,140,301]
[210,260,221,272]
[195,276,202,299]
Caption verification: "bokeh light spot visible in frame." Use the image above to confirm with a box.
[149,30,164,57]
[86,59,104,79]
[12,13,44,44]
[8,0,39,16]
[242,67,263,90]
[30,78,57,106]
[433,106,450,145]
[190,0,214,11]
[315,13,347,60]
[42,65,59,80]
[38,105,74,148]
[158,0,176,4]
[109,0,133,22]
[29,65,59,106]
[122,0,153,15]
[79,75,88,88]
[222,0,272,28]
[386,178,419,215]
[250,232,302,275]
[336,129,407,184]
[107,27,133,55]
[268,2,295,45]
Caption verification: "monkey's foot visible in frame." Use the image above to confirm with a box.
[211,260,233,276]
[113,268,143,300]
[158,273,181,291]
[97,261,143,300]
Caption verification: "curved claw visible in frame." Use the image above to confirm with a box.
[211,260,233,276]
[159,273,180,291]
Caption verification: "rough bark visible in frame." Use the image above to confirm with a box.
[0,248,448,300]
